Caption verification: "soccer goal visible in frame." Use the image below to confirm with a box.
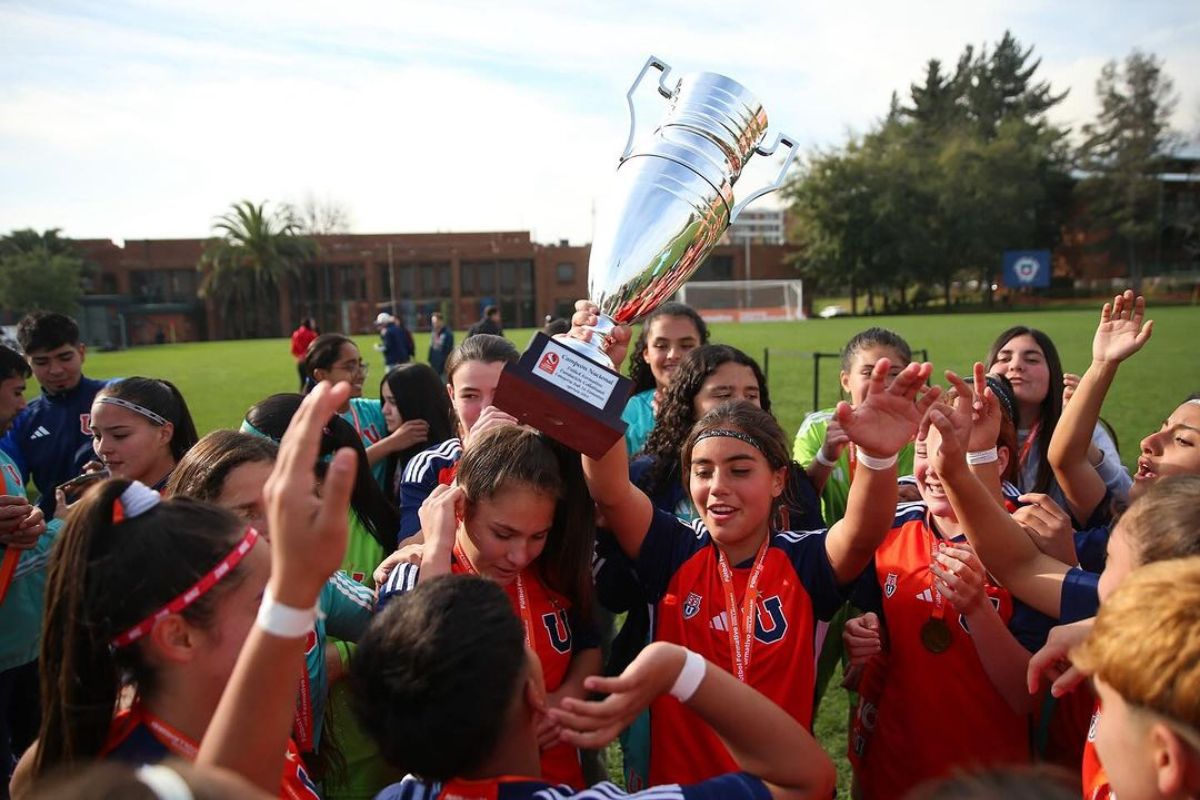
[674,279,805,323]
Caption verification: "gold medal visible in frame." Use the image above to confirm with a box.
[920,617,953,654]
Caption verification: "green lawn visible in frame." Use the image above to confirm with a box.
[64,305,1198,797]
[72,305,1198,470]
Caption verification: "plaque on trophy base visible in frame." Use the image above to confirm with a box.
[494,332,631,459]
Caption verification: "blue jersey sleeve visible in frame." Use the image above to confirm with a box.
[772,528,846,622]
[848,558,884,616]
[1074,524,1111,575]
[675,773,772,800]
[321,571,376,641]
[594,528,644,615]
[376,563,420,612]
[1007,598,1058,653]
[1060,567,1100,624]
[397,440,461,541]
[634,507,709,603]
[0,410,29,482]
[568,606,601,652]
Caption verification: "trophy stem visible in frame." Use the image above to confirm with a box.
[557,313,617,370]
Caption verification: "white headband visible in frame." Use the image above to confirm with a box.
[97,395,169,426]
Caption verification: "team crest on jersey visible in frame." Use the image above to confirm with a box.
[683,592,702,619]
[80,413,93,436]
[541,609,572,654]
[754,596,788,644]
[884,572,898,598]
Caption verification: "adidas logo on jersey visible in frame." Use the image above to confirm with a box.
[710,611,729,632]
[914,588,934,603]
[29,426,50,440]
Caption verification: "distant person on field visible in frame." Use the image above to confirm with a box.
[375,313,415,369]
[290,317,318,391]
[0,312,110,519]
[428,312,454,379]
[466,305,504,339]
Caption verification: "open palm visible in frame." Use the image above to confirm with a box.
[1093,290,1153,364]
[838,359,938,457]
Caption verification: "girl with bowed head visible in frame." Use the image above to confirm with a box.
[86,377,199,493]
[570,299,937,786]
[376,425,600,789]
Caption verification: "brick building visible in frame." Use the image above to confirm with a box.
[72,232,804,346]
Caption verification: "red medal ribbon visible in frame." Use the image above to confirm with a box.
[293,635,315,752]
[929,534,945,622]
[453,542,534,648]
[1018,421,1041,473]
[715,537,770,683]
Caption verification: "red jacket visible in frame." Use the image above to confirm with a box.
[291,326,317,360]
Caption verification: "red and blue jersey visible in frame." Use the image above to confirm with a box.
[101,703,320,799]
[849,503,1047,799]
[397,438,462,541]
[376,773,771,800]
[378,558,599,788]
[632,508,844,786]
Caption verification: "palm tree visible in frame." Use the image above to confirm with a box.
[199,201,315,339]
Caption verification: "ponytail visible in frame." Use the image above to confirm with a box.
[35,480,246,777]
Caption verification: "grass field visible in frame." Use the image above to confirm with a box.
[61,305,1197,797]
[72,305,1198,469]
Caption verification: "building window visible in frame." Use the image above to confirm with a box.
[556,263,575,284]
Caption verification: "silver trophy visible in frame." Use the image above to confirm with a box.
[564,55,800,368]
[493,56,799,457]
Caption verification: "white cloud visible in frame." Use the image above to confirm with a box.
[1,0,1198,243]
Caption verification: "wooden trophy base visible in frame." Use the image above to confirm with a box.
[492,332,632,459]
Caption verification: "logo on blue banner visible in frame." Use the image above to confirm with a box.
[1002,250,1051,289]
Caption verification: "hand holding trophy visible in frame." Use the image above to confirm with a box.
[493,56,799,457]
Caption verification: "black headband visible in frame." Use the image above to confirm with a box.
[693,428,766,454]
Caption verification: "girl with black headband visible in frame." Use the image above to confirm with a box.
[841,364,1058,799]
[569,300,937,788]
[87,378,199,494]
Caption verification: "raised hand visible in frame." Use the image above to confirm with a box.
[387,419,429,452]
[843,612,884,667]
[930,543,988,616]
[947,362,1003,453]
[1062,373,1080,406]
[569,299,632,369]
[821,417,851,465]
[263,380,357,605]
[1092,289,1153,365]
[837,359,939,458]
[919,406,969,481]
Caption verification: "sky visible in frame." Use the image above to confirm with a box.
[2,0,1198,246]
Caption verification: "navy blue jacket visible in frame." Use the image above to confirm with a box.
[381,323,414,366]
[0,376,109,517]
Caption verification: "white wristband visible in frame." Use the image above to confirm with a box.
[855,447,898,471]
[256,590,320,639]
[669,649,707,703]
[966,447,999,466]
[813,448,838,468]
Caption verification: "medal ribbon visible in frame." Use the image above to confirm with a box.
[715,537,770,683]
[929,537,945,622]
[453,542,534,648]
[293,644,314,752]
[847,444,856,485]
[1017,421,1041,472]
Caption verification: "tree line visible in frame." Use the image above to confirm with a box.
[784,34,1194,314]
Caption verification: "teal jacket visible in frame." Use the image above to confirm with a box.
[0,448,63,671]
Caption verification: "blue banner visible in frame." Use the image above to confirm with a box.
[1002,250,1051,289]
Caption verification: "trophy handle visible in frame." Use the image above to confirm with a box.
[621,56,675,162]
[729,131,801,222]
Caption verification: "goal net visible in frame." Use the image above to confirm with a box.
[674,279,805,323]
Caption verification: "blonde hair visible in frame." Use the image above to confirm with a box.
[1073,556,1200,734]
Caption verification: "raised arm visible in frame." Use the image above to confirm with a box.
[196,381,356,794]
[1047,290,1152,523]
[825,359,938,584]
[923,408,1071,619]
[570,301,654,560]
[552,642,836,800]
